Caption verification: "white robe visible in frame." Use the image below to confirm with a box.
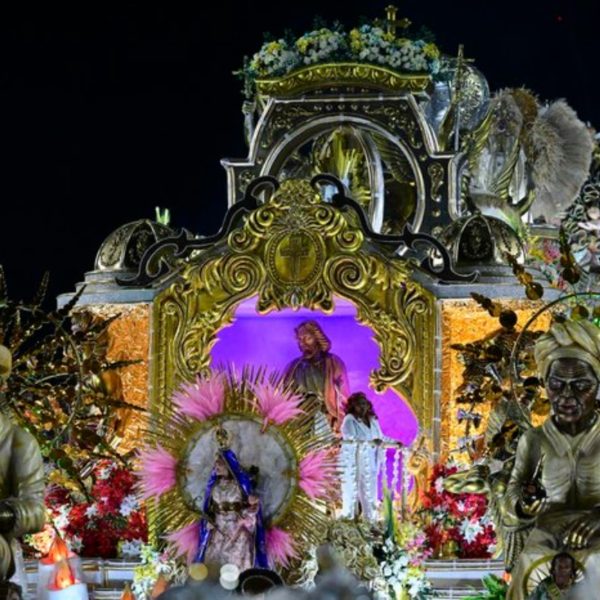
[340,415,386,522]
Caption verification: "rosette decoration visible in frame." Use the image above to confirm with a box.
[137,368,338,568]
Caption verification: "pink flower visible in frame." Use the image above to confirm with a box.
[165,523,199,564]
[136,444,177,500]
[266,527,298,568]
[172,373,225,421]
[298,449,337,500]
[252,380,303,430]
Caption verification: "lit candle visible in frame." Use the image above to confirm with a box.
[37,537,83,600]
[47,561,88,600]
[120,583,135,600]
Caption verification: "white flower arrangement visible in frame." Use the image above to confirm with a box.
[96,463,115,480]
[349,25,393,65]
[132,545,187,600]
[69,535,83,553]
[54,505,71,532]
[459,517,484,544]
[296,28,347,66]
[118,538,144,559]
[375,537,433,599]
[240,21,441,97]
[119,494,140,517]
[248,39,300,78]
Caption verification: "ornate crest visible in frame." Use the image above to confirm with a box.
[149,177,437,432]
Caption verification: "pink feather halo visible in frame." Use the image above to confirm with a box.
[165,523,199,564]
[172,372,225,421]
[252,380,303,431]
[266,526,298,568]
[137,444,178,500]
[298,448,338,500]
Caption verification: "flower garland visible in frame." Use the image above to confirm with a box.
[26,459,147,559]
[240,21,441,97]
[419,463,497,559]
[296,28,348,66]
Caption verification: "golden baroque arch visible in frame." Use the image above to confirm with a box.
[151,179,436,431]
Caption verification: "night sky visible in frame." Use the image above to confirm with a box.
[1,1,598,303]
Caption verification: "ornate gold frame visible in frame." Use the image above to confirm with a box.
[150,179,436,432]
[255,62,432,98]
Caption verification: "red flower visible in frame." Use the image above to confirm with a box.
[124,511,148,542]
[66,504,89,533]
[38,459,148,560]
[45,485,72,512]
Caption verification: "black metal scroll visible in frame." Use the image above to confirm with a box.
[311,174,477,284]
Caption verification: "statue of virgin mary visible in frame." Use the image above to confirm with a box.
[195,428,269,571]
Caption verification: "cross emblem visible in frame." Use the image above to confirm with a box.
[375,5,412,37]
[280,233,310,280]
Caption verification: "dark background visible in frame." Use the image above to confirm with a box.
[0,0,598,303]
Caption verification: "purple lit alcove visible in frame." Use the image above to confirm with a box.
[210,296,419,494]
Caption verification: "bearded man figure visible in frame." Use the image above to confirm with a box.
[283,320,350,436]
[504,320,600,599]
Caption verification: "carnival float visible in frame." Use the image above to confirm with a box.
[2,6,600,600]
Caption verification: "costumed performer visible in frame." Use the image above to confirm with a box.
[340,392,400,522]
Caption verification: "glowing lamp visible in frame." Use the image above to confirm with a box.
[47,561,88,600]
[37,536,83,600]
[53,561,76,589]
[42,536,71,565]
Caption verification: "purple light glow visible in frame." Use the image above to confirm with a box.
[210,296,418,446]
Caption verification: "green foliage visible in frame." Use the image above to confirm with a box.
[0,269,143,495]
[463,574,508,600]
[381,481,398,542]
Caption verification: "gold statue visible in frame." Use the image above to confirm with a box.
[406,433,432,513]
[0,345,45,595]
[504,320,600,599]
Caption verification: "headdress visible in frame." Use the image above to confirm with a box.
[534,319,600,380]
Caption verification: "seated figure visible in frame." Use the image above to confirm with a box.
[0,345,45,597]
[504,320,600,599]
[195,428,268,572]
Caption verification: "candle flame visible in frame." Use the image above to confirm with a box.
[120,583,135,600]
[48,535,70,563]
[53,560,76,590]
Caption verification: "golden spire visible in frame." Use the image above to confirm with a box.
[452,44,475,151]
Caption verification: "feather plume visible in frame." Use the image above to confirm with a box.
[266,526,298,568]
[171,372,225,421]
[530,99,594,221]
[165,523,199,564]
[298,449,338,500]
[252,379,303,431]
[137,444,178,499]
